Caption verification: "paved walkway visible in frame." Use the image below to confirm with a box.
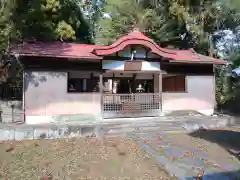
[0,115,230,140]
[130,132,240,180]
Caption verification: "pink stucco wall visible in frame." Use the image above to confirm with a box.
[24,71,215,123]
[162,76,215,113]
[24,71,101,117]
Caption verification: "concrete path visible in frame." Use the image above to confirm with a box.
[130,132,240,180]
[102,115,229,136]
[0,115,231,141]
[0,115,229,141]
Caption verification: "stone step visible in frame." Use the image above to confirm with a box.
[102,127,179,133]
[101,117,229,136]
[103,129,185,137]
[103,124,179,132]
[100,116,226,125]
[100,118,183,125]
[101,122,175,130]
[101,120,224,131]
[104,126,184,135]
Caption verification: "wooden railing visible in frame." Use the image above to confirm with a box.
[103,93,161,118]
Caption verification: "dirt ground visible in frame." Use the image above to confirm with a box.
[0,137,174,180]
[167,126,240,166]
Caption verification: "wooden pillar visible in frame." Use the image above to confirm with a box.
[100,73,103,119]
[158,72,162,115]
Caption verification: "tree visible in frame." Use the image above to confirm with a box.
[0,0,19,83]
[0,0,17,54]
[79,0,105,41]
[12,0,92,43]
[97,0,240,54]
[0,0,94,84]
[95,0,180,45]
[167,0,240,54]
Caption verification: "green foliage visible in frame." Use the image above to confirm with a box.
[97,0,240,54]
[55,21,76,41]
[96,0,180,45]
[167,0,240,54]
[215,42,240,109]
[80,0,104,40]
[12,0,92,43]
[215,65,232,105]
[230,48,240,68]
[0,0,95,84]
[0,0,17,54]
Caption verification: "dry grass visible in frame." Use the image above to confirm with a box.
[0,137,173,180]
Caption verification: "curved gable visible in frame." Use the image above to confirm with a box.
[92,31,179,60]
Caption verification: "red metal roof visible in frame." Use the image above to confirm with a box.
[11,31,226,64]
[11,42,103,60]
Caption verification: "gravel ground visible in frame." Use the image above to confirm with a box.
[0,137,175,180]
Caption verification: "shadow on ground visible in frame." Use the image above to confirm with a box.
[189,129,240,179]
[189,129,240,160]
[217,98,240,124]
[186,170,240,180]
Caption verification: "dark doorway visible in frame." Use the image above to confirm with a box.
[117,79,133,94]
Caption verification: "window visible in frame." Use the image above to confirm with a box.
[162,75,186,92]
[67,72,100,93]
